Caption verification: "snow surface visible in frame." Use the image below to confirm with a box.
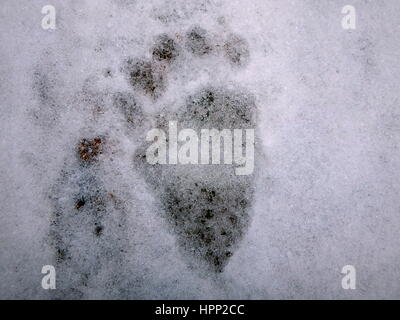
[1,0,400,299]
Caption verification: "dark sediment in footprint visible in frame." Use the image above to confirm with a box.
[78,137,103,164]
[135,87,256,272]
[151,34,180,63]
[223,34,250,66]
[185,26,213,56]
[49,137,128,298]
[122,58,166,99]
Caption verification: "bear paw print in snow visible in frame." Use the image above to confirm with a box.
[125,26,257,273]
